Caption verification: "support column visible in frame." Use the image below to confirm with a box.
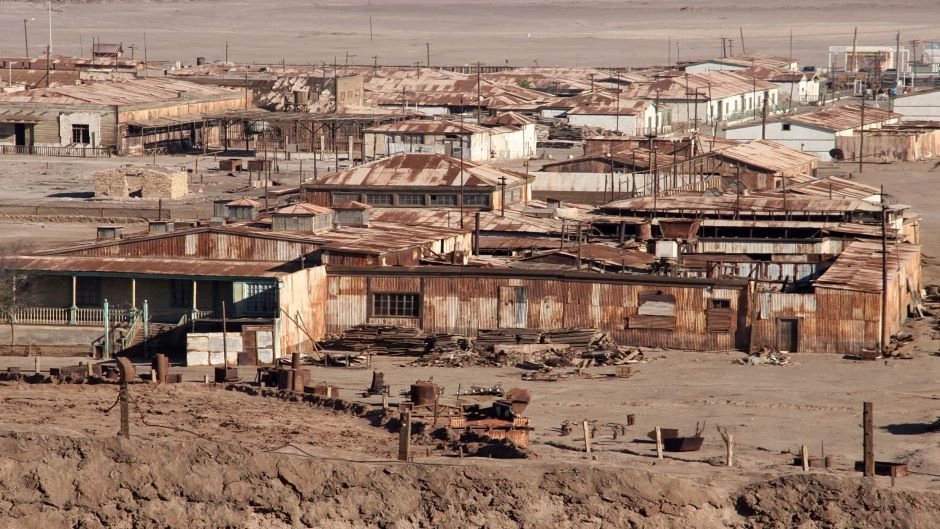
[68,275,78,325]
[142,300,150,339]
[102,298,111,359]
[130,278,137,310]
[190,280,198,320]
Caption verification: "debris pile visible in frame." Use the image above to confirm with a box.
[737,347,792,366]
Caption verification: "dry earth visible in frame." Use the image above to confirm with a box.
[1,0,939,68]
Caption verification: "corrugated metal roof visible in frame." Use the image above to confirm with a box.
[364,119,491,135]
[307,152,529,188]
[274,203,334,215]
[814,240,919,292]
[631,70,778,101]
[0,78,239,106]
[743,104,902,133]
[782,175,881,201]
[715,139,818,172]
[8,256,293,278]
[91,43,123,55]
[605,195,883,213]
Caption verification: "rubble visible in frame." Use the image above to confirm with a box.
[94,166,188,200]
[737,347,792,366]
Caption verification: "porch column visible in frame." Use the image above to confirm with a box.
[190,280,198,319]
[68,275,77,325]
[102,298,111,359]
[130,278,137,310]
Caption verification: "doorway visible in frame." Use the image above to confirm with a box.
[776,318,799,352]
[14,123,33,148]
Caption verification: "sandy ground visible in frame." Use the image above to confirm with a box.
[1,0,938,68]
[3,325,938,493]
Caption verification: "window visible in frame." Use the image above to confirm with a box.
[243,282,277,315]
[429,194,457,206]
[398,194,425,206]
[366,193,393,206]
[372,293,420,318]
[76,277,101,307]
[333,193,360,204]
[782,123,791,131]
[71,124,90,144]
[508,188,522,203]
[462,194,490,207]
[628,290,676,330]
[708,299,731,309]
[170,279,193,309]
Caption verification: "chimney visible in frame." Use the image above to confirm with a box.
[96,226,123,240]
[148,220,175,233]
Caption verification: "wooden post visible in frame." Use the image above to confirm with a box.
[582,420,592,453]
[382,391,389,409]
[863,401,874,477]
[116,357,135,439]
[33,357,40,374]
[398,411,411,461]
[717,426,733,467]
[326,386,332,398]
[655,426,663,459]
[727,433,734,467]
[801,444,810,471]
[203,374,209,384]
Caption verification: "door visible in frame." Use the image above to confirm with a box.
[498,286,527,329]
[14,123,33,148]
[776,318,799,352]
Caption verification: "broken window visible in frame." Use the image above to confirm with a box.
[372,293,420,318]
[429,194,457,206]
[629,290,676,330]
[71,124,90,144]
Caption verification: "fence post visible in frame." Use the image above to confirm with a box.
[102,299,111,360]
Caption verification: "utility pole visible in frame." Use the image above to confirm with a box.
[739,26,746,55]
[372,55,378,75]
[369,16,373,42]
[476,61,483,122]
[426,42,430,69]
[24,18,32,58]
[895,31,901,90]
[761,89,769,139]
[459,97,465,229]
[859,93,866,173]
[851,27,859,73]
[880,185,888,354]
[225,41,229,64]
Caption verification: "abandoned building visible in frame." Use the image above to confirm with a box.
[0,78,248,156]
[362,117,536,161]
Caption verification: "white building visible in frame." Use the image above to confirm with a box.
[724,104,902,160]
[892,89,940,121]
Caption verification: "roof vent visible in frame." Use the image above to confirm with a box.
[148,220,174,233]
[96,226,123,240]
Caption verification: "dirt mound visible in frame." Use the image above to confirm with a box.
[736,473,940,529]
[0,431,734,529]
[2,430,940,529]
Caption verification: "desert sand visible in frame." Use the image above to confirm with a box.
[0,0,938,68]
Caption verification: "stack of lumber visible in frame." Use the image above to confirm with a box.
[542,328,616,350]
[332,324,427,355]
[474,329,543,351]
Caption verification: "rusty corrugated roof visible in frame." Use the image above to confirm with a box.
[814,240,919,292]
[715,139,818,173]
[8,256,294,278]
[274,203,334,215]
[307,152,529,188]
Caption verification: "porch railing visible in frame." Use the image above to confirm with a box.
[0,144,112,158]
[2,307,133,326]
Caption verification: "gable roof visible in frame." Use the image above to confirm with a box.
[308,152,530,188]
[714,139,818,173]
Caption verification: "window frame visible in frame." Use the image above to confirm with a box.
[371,292,420,318]
[397,193,426,206]
[462,194,490,207]
[365,193,394,206]
[429,194,457,206]
[71,124,91,145]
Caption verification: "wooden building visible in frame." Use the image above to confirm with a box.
[0,78,247,156]
[302,152,533,211]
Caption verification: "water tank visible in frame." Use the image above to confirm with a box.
[655,240,679,260]
[410,382,439,406]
